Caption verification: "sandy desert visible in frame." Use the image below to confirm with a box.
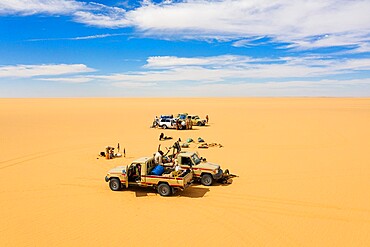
[0,98,370,246]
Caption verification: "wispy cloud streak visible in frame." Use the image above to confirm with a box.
[27,33,129,42]
[0,64,95,78]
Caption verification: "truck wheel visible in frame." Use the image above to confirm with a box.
[109,178,122,191]
[158,183,172,196]
[201,174,213,186]
[197,121,202,126]
[162,125,167,129]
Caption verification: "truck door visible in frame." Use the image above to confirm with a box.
[125,165,129,188]
[140,163,146,184]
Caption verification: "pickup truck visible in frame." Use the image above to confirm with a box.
[164,151,236,186]
[189,115,206,126]
[105,157,193,196]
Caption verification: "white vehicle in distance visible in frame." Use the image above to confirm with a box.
[158,117,177,129]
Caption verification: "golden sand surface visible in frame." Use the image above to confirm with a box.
[0,98,370,246]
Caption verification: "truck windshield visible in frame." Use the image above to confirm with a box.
[191,154,201,165]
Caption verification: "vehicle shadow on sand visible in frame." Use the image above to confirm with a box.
[190,181,234,187]
[119,186,210,198]
[176,186,210,198]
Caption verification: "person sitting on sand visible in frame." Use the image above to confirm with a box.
[159,133,173,141]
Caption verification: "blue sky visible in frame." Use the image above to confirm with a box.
[0,0,370,97]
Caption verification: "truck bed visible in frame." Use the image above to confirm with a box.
[143,169,192,189]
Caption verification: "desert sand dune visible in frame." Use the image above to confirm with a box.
[0,98,369,246]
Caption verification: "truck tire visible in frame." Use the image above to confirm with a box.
[158,183,172,196]
[197,121,202,126]
[201,174,213,186]
[162,124,167,129]
[109,178,122,191]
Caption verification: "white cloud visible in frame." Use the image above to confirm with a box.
[177,78,370,97]
[93,67,224,82]
[73,9,131,28]
[145,55,261,69]
[91,55,370,84]
[3,55,368,96]
[0,0,132,28]
[71,33,121,40]
[38,77,92,83]
[0,0,82,15]
[0,64,95,78]
[123,0,370,51]
[2,1,369,51]
[111,81,157,88]
[27,33,128,42]
[8,56,368,92]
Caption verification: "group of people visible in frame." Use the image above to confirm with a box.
[151,114,209,129]
[102,143,125,159]
[152,141,182,176]
[180,117,192,130]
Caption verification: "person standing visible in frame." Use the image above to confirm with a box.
[154,150,164,165]
[109,148,114,159]
[176,119,179,130]
[152,116,159,128]
[205,114,209,123]
[117,143,120,153]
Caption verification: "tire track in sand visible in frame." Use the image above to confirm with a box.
[0,145,89,170]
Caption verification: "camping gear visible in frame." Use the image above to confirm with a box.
[198,143,208,148]
[198,137,205,142]
[181,143,189,148]
[186,138,193,143]
[151,165,164,175]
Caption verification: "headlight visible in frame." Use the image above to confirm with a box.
[214,169,219,174]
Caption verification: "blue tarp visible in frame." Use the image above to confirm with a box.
[151,165,164,175]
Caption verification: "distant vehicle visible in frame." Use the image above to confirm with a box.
[177,113,188,120]
[158,114,191,130]
[177,113,206,126]
[160,114,173,119]
[158,117,177,129]
[175,113,193,130]
[152,113,196,130]
[151,115,174,128]
[189,115,206,126]
[105,156,193,196]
